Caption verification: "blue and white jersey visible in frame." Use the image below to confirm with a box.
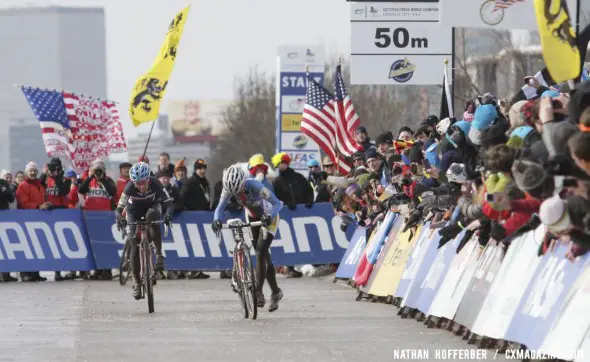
[213,178,283,221]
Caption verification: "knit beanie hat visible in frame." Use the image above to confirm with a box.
[469,104,498,146]
[508,100,528,129]
[437,117,452,135]
[174,159,187,172]
[248,154,265,169]
[25,162,38,173]
[511,160,548,193]
[91,159,105,170]
[271,152,291,168]
[539,195,572,234]
[375,132,394,145]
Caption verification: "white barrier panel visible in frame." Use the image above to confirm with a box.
[576,329,590,362]
[541,259,590,360]
[470,226,544,338]
[428,236,480,319]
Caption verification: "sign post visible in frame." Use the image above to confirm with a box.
[276,45,325,176]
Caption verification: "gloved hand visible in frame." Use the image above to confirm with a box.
[116,215,126,232]
[261,215,272,227]
[164,214,172,227]
[490,221,506,241]
[456,229,475,254]
[438,223,462,249]
[288,203,297,211]
[212,219,222,234]
[305,201,313,209]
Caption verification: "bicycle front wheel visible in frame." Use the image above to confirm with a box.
[119,241,131,286]
[143,242,155,314]
[240,244,257,320]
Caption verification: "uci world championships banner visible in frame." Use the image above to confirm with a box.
[0,204,353,272]
[349,1,452,85]
[276,45,325,176]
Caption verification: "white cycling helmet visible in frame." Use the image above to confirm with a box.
[222,164,246,195]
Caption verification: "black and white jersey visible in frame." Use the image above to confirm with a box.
[117,177,173,212]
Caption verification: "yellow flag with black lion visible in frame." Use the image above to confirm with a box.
[129,6,190,127]
[534,0,580,83]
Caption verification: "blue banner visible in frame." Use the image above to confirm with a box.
[394,222,431,298]
[87,203,352,270]
[503,245,589,349]
[0,209,96,272]
[335,227,367,279]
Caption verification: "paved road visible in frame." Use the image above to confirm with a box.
[1,276,508,362]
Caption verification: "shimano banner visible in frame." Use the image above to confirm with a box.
[0,209,96,272]
[87,203,352,270]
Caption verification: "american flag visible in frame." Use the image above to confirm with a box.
[21,87,127,172]
[494,0,525,10]
[334,64,362,157]
[301,77,351,174]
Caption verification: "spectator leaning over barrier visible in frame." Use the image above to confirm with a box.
[40,157,72,281]
[116,162,132,205]
[0,170,16,282]
[179,159,211,279]
[79,159,117,281]
[16,162,47,282]
[272,152,314,278]
[158,167,185,280]
[155,152,175,179]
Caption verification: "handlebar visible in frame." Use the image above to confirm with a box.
[121,220,170,239]
[222,221,262,229]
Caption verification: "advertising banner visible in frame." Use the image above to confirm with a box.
[504,243,588,349]
[0,209,96,272]
[349,1,452,85]
[428,236,481,319]
[402,227,442,309]
[470,228,543,339]
[362,216,406,295]
[453,243,504,328]
[395,222,432,299]
[335,227,368,279]
[440,0,577,31]
[86,203,352,270]
[276,45,324,175]
[540,260,590,360]
[168,100,230,144]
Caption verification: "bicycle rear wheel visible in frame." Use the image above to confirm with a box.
[240,244,257,320]
[119,241,131,286]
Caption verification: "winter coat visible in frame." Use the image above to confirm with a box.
[16,178,45,209]
[273,167,314,207]
[164,183,184,213]
[0,179,15,210]
[180,174,211,211]
[40,174,70,208]
[78,176,117,211]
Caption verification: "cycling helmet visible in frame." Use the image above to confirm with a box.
[130,162,151,182]
[222,164,246,195]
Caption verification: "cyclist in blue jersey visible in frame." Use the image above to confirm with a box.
[212,164,284,312]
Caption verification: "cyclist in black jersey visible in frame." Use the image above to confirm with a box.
[115,162,173,300]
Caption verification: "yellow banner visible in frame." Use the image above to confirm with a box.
[281,114,302,131]
[534,0,580,83]
[129,6,190,126]
[368,224,423,297]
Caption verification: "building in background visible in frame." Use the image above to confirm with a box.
[0,6,106,171]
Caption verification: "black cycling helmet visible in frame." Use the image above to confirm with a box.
[119,162,132,170]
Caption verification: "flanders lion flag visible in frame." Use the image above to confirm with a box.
[534,0,580,83]
[129,6,190,126]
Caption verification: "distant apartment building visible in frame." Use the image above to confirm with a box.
[0,6,106,171]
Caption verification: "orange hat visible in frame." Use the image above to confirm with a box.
[174,159,187,172]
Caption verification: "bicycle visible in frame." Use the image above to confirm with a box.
[118,239,131,286]
[121,218,169,314]
[216,218,263,320]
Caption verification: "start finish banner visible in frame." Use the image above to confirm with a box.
[275,45,324,176]
[0,203,352,272]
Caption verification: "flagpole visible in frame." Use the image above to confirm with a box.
[140,120,157,162]
[335,57,343,177]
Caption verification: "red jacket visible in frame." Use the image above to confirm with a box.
[116,176,130,204]
[44,176,68,207]
[79,176,116,211]
[68,185,79,208]
[16,178,45,209]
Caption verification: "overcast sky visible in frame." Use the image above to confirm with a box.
[2,0,351,138]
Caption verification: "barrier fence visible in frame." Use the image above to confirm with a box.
[0,203,352,272]
[335,210,590,361]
